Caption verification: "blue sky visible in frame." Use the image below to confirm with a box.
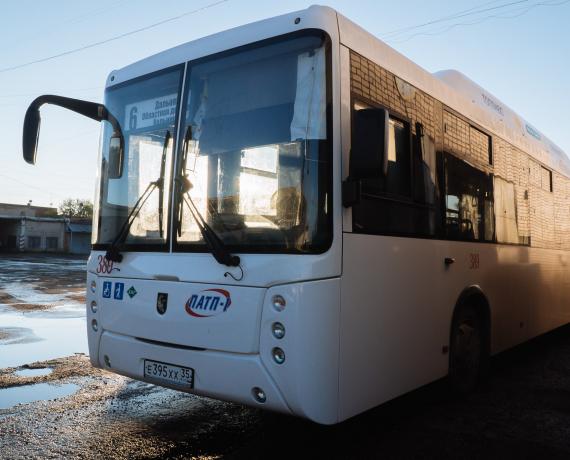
[1,0,568,207]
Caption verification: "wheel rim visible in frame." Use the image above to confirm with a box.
[452,318,481,383]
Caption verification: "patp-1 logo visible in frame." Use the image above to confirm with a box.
[185,289,232,318]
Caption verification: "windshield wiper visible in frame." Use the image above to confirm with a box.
[176,125,240,268]
[105,130,170,263]
[177,126,193,238]
[157,130,170,238]
[177,175,241,268]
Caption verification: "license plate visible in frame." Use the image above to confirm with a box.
[143,359,194,388]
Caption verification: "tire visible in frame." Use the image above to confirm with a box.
[449,304,485,394]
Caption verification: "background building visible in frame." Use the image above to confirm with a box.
[65,221,92,255]
[0,203,92,254]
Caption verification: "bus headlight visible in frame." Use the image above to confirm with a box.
[272,347,285,364]
[91,319,98,332]
[252,387,266,403]
[272,295,286,312]
[271,322,285,339]
[90,280,97,293]
[90,301,98,313]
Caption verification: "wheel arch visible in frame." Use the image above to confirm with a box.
[451,285,492,357]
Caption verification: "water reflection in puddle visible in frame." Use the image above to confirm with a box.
[0,256,88,369]
[0,382,79,410]
[0,313,88,368]
[14,368,53,378]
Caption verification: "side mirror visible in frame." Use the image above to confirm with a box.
[349,108,389,179]
[108,134,124,178]
[22,106,41,165]
[22,95,123,167]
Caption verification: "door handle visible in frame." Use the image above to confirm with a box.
[444,257,455,266]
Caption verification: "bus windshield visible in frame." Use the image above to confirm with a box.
[178,33,332,254]
[93,32,332,254]
[94,67,183,248]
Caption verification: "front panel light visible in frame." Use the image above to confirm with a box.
[272,295,286,312]
[272,322,285,339]
[90,280,97,293]
[252,387,266,403]
[272,347,285,364]
[90,301,98,313]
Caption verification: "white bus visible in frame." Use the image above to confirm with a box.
[23,6,570,424]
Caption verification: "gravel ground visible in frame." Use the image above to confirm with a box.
[2,254,570,459]
[2,331,570,459]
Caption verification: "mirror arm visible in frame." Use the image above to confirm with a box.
[29,95,108,122]
[23,95,123,165]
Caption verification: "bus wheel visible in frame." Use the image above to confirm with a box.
[449,304,483,394]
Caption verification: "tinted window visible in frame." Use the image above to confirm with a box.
[386,118,411,196]
[445,154,494,241]
[354,105,411,198]
[351,102,439,237]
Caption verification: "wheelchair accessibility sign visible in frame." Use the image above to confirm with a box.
[114,283,125,300]
[102,281,125,300]
[102,282,112,298]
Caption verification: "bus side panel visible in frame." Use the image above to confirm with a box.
[260,279,341,425]
[339,233,448,420]
[339,233,570,420]
[519,247,570,340]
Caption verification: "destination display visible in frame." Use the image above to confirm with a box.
[124,94,178,132]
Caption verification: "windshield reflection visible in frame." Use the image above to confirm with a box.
[177,32,332,254]
[94,32,332,255]
[94,69,182,246]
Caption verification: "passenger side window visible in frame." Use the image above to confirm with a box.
[351,100,438,237]
[386,117,411,197]
[445,154,494,241]
[352,101,411,198]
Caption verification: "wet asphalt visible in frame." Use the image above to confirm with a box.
[2,254,570,459]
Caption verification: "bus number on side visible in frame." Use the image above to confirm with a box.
[96,255,119,274]
[469,253,480,270]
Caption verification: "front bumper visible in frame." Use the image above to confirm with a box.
[97,330,292,413]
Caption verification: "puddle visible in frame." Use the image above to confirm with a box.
[14,368,53,378]
[1,283,69,305]
[0,382,79,410]
[0,256,88,369]
[0,283,85,317]
[0,327,42,345]
[0,313,88,368]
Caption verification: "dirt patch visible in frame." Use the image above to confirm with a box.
[0,354,102,389]
[6,303,53,312]
[0,291,17,305]
[65,293,86,303]
[35,285,86,295]
[0,287,83,312]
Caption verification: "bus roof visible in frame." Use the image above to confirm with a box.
[336,9,570,177]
